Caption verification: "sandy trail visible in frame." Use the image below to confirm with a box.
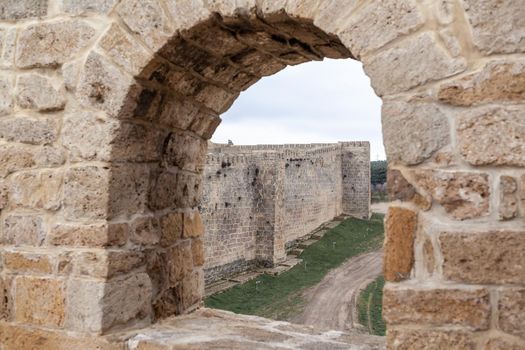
[292,250,383,331]
[370,202,389,214]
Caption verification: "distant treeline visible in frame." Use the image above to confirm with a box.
[371,160,387,185]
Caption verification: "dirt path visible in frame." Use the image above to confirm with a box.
[292,250,383,331]
[371,202,389,214]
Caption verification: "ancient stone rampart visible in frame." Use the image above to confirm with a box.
[201,142,370,283]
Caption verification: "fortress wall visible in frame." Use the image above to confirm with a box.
[202,142,370,283]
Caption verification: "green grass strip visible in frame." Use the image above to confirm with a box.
[205,213,385,321]
[357,275,386,336]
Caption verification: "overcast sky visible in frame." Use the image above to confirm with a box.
[212,58,386,160]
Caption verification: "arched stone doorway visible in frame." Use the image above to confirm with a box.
[0,1,523,348]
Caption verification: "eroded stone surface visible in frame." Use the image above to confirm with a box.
[387,329,477,350]
[383,286,491,330]
[498,288,525,340]
[463,0,525,54]
[16,20,96,68]
[438,60,525,106]
[63,0,119,15]
[2,214,45,246]
[0,75,13,116]
[0,116,58,145]
[384,207,417,282]
[440,231,525,284]
[16,74,65,111]
[382,101,450,165]
[457,106,525,167]
[500,176,519,220]
[364,32,466,96]
[63,166,110,220]
[8,169,62,210]
[486,338,525,350]
[0,0,47,20]
[413,171,490,220]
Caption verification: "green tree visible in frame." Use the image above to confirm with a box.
[370,161,387,185]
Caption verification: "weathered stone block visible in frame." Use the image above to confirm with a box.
[48,223,128,247]
[382,101,450,165]
[413,171,490,220]
[0,28,17,69]
[364,32,466,96]
[159,212,183,247]
[70,250,145,279]
[500,176,519,220]
[184,212,204,238]
[463,0,525,54]
[3,250,53,274]
[108,164,149,219]
[339,0,424,58]
[168,240,192,284]
[16,74,65,111]
[181,269,204,310]
[192,239,204,267]
[2,214,45,246]
[62,111,117,162]
[486,338,525,350]
[148,170,178,211]
[63,166,109,220]
[0,75,13,116]
[99,23,150,76]
[422,237,435,276]
[438,60,525,106]
[163,132,206,173]
[131,216,160,246]
[194,84,239,115]
[189,113,222,140]
[66,273,152,333]
[0,276,9,320]
[112,122,163,163]
[117,0,173,51]
[383,286,491,330]
[387,329,477,350]
[16,20,96,68]
[77,52,135,117]
[498,288,525,340]
[0,0,47,20]
[8,169,62,210]
[0,144,65,178]
[0,115,58,145]
[457,106,525,167]
[14,276,65,327]
[387,169,431,210]
[384,207,417,282]
[440,231,525,284]
[63,0,119,15]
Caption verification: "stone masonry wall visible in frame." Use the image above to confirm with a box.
[0,1,523,349]
[202,142,369,283]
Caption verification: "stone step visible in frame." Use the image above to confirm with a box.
[298,239,318,249]
[205,280,238,297]
[288,248,304,256]
[280,257,302,268]
[261,265,290,276]
[228,271,261,284]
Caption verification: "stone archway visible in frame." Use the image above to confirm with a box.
[0,1,524,349]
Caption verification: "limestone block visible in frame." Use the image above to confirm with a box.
[2,214,45,246]
[500,176,518,220]
[159,212,183,247]
[181,269,204,310]
[189,113,222,140]
[183,212,204,238]
[63,0,119,15]
[131,216,161,246]
[77,52,135,117]
[183,22,246,57]
[69,250,145,279]
[16,20,96,68]
[457,106,525,167]
[0,115,57,146]
[0,181,7,209]
[168,241,192,284]
[108,164,150,219]
[499,288,525,340]
[440,231,525,284]
[338,0,424,58]
[313,0,360,35]
[522,175,525,214]
[117,0,173,51]
[62,59,82,92]
[0,144,65,178]
[463,0,525,54]
[192,239,204,267]
[3,250,53,274]
[16,74,65,111]
[8,169,62,210]
[382,101,450,165]
[0,276,9,320]
[0,0,47,20]
[194,84,239,114]
[63,166,110,220]
[387,169,430,210]
[14,276,65,327]
[175,170,202,209]
[48,222,128,247]
[438,60,525,106]
[98,23,151,76]
[0,75,13,116]
[387,329,477,350]
[384,207,417,282]
[383,286,491,330]
[163,132,207,173]
[148,170,178,211]
[439,28,463,57]
[0,323,122,350]
[66,273,152,333]
[163,0,210,31]
[112,122,163,163]
[413,171,490,220]
[0,28,17,69]
[364,32,466,96]
[62,111,117,162]
[486,338,525,350]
